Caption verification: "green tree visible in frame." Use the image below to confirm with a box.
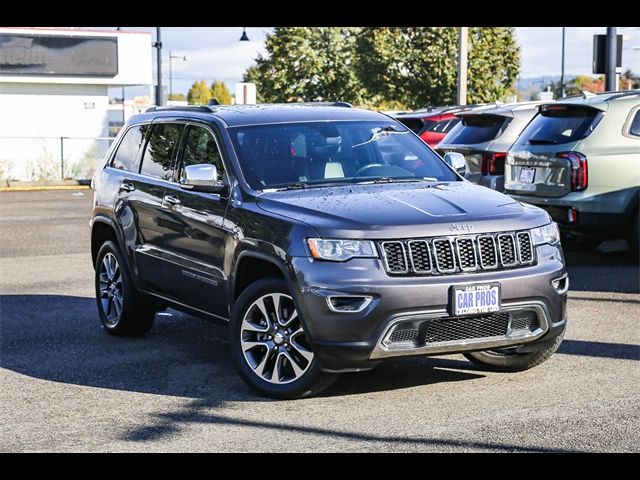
[167,93,186,101]
[243,27,368,104]
[210,80,233,105]
[187,80,212,105]
[356,27,520,108]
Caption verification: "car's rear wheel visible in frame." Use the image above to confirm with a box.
[229,278,338,399]
[628,213,639,262]
[561,232,601,252]
[95,241,157,336]
[463,330,565,372]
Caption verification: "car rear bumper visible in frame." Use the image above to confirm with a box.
[289,243,568,372]
[507,189,638,237]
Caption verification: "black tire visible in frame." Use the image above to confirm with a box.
[94,240,157,336]
[229,277,338,399]
[628,213,639,263]
[463,329,565,372]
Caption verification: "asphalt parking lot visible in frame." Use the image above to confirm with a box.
[1,189,639,452]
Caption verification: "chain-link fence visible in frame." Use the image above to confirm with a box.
[0,136,115,182]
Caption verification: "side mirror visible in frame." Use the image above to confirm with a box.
[180,163,227,194]
[444,152,466,176]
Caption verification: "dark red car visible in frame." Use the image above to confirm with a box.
[393,105,494,148]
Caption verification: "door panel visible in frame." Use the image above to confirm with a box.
[161,124,230,317]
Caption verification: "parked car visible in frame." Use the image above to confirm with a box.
[91,102,568,399]
[394,105,493,147]
[504,91,640,255]
[437,102,541,192]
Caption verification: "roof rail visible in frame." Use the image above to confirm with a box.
[145,105,216,113]
[267,101,353,108]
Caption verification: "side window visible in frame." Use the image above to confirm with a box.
[140,123,183,180]
[180,125,225,183]
[629,110,640,137]
[111,125,146,171]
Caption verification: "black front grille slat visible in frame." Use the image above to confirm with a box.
[433,239,456,272]
[477,235,498,269]
[455,237,477,271]
[407,240,432,273]
[516,232,534,264]
[381,241,408,274]
[389,328,419,343]
[497,234,517,267]
[378,230,536,276]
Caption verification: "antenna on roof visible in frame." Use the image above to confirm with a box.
[208,99,220,106]
[582,90,596,99]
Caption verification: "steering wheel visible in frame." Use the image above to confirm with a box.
[353,164,386,177]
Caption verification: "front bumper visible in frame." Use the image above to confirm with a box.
[289,243,568,372]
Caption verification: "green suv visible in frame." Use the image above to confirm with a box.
[504,91,640,255]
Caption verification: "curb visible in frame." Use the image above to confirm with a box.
[0,185,91,192]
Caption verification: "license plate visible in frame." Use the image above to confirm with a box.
[452,283,501,316]
[519,167,536,184]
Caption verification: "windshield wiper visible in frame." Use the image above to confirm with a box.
[366,177,439,184]
[528,138,558,145]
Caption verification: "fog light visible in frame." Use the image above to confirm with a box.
[327,295,373,313]
[552,274,569,294]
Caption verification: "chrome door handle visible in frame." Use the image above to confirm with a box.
[163,195,181,206]
[120,182,135,192]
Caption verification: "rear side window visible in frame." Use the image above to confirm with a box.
[442,114,506,144]
[629,110,640,137]
[140,123,183,180]
[519,105,602,145]
[111,125,147,171]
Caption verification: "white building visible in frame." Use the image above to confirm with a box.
[0,27,152,181]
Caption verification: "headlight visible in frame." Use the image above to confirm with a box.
[307,238,378,262]
[530,222,561,246]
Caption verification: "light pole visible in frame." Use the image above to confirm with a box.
[169,51,187,100]
[457,27,468,106]
[116,27,125,123]
[153,27,163,106]
[560,27,566,98]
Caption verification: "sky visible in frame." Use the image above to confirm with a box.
[108,27,640,99]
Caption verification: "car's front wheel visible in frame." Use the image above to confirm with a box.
[463,330,565,372]
[95,241,157,336]
[229,278,338,399]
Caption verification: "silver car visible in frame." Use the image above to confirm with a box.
[437,102,541,191]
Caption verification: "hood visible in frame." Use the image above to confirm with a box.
[257,182,549,239]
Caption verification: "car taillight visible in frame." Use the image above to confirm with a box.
[481,152,507,175]
[558,152,588,191]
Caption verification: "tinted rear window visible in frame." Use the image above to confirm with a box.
[396,117,424,133]
[519,105,602,145]
[140,123,183,180]
[629,110,640,137]
[442,115,506,144]
[111,125,147,172]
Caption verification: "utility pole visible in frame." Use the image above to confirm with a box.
[605,27,617,92]
[154,27,163,106]
[457,27,468,106]
[560,27,566,98]
[116,27,126,124]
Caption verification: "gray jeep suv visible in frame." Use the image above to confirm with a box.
[90,103,568,399]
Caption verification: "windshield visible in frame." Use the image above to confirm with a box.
[228,121,458,190]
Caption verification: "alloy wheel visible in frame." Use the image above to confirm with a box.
[98,252,123,325]
[240,293,313,384]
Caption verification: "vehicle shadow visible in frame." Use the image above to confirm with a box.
[564,240,639,293]
[0,294,483,402]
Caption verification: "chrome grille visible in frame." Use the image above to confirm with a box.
[381,241,408,273]
[516,232,534,264]
[407,240,432,273]
[497,234,517,267]
[379,229,536,276]
[477,235,498,269]
[432,239,456,272]
[384,311,541,347]
[455,237,477,271]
